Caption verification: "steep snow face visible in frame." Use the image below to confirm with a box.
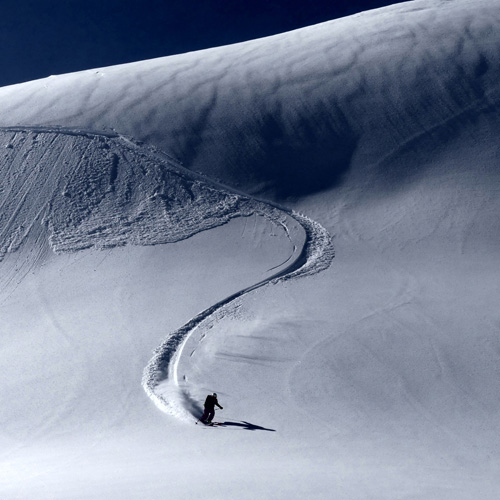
[0,0,499,199]
[0,125,334,425]
[1,0,500,499]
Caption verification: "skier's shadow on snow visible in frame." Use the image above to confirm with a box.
[217,420,276,432]
[181,391,275,431]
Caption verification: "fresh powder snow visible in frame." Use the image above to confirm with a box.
[1,0,500,499]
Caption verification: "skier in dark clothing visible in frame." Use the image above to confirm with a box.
[200,393,223,424]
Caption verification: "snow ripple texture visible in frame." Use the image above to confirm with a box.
[0,126,334,421]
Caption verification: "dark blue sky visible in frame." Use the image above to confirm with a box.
[1,0,401,87]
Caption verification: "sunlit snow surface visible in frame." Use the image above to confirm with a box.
[1,0,500,498]
[0,126,333,425]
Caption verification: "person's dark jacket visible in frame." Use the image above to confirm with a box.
[204,395,223,410]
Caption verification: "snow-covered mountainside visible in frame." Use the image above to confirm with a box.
[1,0,500,498]
[0,0,499,200]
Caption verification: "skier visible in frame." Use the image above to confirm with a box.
[200,393,223,424]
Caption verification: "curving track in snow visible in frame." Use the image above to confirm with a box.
[0,125,334,422]
[142,208,333,422]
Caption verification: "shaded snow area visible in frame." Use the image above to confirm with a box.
[2,0,500,499]
[1,0,500,201]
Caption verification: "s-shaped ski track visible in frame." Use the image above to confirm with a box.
[0,125,334,423]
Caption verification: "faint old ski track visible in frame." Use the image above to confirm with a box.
[0,125,334,423]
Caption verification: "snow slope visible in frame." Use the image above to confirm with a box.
[0,0,499,200]
[1,0,500,498]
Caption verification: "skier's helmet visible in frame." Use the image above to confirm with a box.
[213,393,217,398]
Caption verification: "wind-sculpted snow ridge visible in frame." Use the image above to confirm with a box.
[142,207,333,421]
